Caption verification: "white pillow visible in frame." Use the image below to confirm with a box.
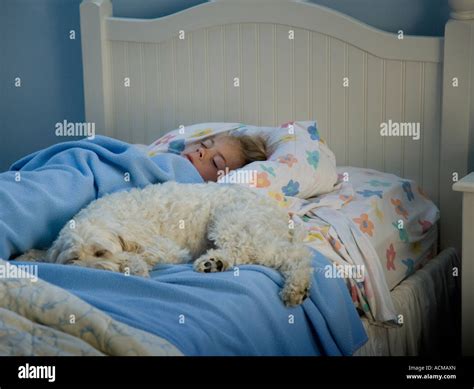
[147,121,338,201]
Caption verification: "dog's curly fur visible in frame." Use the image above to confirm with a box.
[20,182,313,306]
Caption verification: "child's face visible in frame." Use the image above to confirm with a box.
[181,135,245,181]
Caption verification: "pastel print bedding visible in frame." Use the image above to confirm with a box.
[335,167,439,290]
[288,167,440,324]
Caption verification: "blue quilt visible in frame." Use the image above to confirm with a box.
[2,135,367,355]
[17,248,367,356]
[0,136,203,260]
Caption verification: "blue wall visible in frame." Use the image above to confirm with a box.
[314,0,450,37]
[0,0,450,171]
[112,0,450,36]
[1,0,86,170]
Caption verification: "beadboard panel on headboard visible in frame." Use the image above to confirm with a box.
[103,24,442,204]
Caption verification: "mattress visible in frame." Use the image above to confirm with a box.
[354,247,459,356]
[335,167,440,290]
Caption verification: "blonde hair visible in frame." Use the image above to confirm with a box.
[226,132,267,164]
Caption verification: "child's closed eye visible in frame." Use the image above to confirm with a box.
[201,140,213,148]
[213,156,226,171]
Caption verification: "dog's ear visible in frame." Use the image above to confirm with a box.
[118,236,142,253]
[47,242,64,263]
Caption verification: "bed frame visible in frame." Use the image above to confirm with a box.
[80,0,474,354]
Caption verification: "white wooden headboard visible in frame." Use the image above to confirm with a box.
[80,0,474,255]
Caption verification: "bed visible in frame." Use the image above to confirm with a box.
[2,0,472,356]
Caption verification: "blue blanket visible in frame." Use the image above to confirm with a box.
[0,136,203,260]
[16,249,367,356]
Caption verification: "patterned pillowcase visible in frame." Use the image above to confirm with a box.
[220,121,338,201]
[146,121,338,201]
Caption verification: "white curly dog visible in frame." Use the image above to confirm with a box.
[20,182,313,306]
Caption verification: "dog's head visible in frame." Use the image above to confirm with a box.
[46,221,126,271]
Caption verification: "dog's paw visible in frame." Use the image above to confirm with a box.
[114,252,150,277]
[120,262,150,277]
[280,283,311,307]
[194,251,230,273]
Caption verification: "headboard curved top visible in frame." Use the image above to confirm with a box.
[80,0,474,253]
